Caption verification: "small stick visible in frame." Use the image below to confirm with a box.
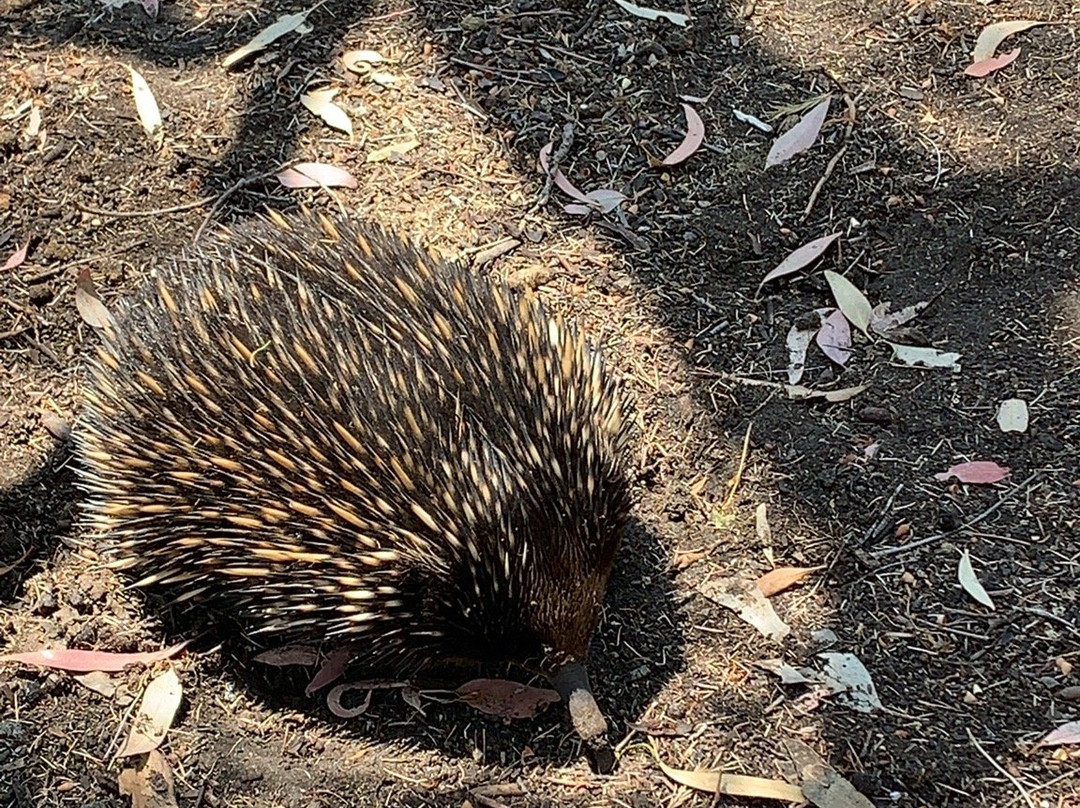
[192,163,295,244]
[966,728,1036,808]
[870,472,1041,558]
[802,93,857,221]
[527,122,574,217]
[77,197,214,219]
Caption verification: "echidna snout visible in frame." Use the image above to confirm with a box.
[75,210,633,769]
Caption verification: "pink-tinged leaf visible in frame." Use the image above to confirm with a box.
[1036,720,1080,748]
[277,162,358,189]
[662,104,705,166]
[965,48,1021,78]
[457,678,561,720]
[816,308,852,366]
[3,239,29,270]
[118,667,182,757]
[0,640,189,673]
[757,232,841,293]
[538,142,590,204]
[934,461,1010,484]
[765,98,831,169]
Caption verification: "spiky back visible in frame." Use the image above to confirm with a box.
[75,211,632,673]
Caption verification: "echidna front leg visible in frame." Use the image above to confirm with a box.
[549,661,614,773]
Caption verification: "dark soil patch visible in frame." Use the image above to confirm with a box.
[1,0,1078,806]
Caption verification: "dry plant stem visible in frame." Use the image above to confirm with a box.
[77,198,215,218]
[802,93,857,221]
[870,472,1041,558]
[720,421,753,513]
[966,728,1036,808]
[192,162,296,244]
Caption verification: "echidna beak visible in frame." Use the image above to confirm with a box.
[550,661,615,774]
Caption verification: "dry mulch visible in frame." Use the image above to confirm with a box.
[1,0,1078,806]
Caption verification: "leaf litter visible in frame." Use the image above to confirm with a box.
[757,232,841,294]
[765,97,830,169]
[970,20,1046,62]
[660,104,705,166]
[300,88,353,136]
[118,667,182,757]
[222,6,318,69]
[957,550,995,609]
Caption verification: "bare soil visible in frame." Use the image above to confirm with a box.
[1,0,1078,806]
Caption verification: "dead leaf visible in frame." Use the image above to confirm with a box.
[957,549,995,610]
[1035,720,1080,749]
[785,384,866,403]
[277,162,358,189]
[756,566,821,598]
[889,342,961,371]
[3,238,29,270]
[222,8,314,69]
[304,647,352,695]
[996,398,1028,433]
[780,738,876,808]
[934,461,1010,484]
[648,739,804,801]
[118,667,183,757]
[0,640,188,672]
[366,139,419,163]
[965,48,1021,77]
[816,308,852,365]
[757,658,814,685]
[39,410,71,441]
[327,683,374,718]
[129,66,162,146]
[699,576,790,641]
[870,300,928,335]
[75,267,118,331]
[971,20,1046,62]
[785,324,815,384]
[766,98,830,169]
[457,678,560,720]
[818,652,881,713]
[252,645,319,666]
[823,270,872,336]
[758,233,841,293]
[538,141,590,203]
[300,88,353,136]
[118,749,177,808]
[661,104,705,165]
[342,49,386,72]
[73,670,117,698]
[564,188,627,216]
[401,686,425,715]
[611,0,689,26]
[755,503,771,548]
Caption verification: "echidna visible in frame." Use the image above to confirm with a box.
[74,210,632,770]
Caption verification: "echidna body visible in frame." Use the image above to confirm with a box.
[75,211,631,766]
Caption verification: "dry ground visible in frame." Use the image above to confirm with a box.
[0,0,1078,806]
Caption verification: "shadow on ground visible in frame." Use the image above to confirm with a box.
[1,0,1078,805]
